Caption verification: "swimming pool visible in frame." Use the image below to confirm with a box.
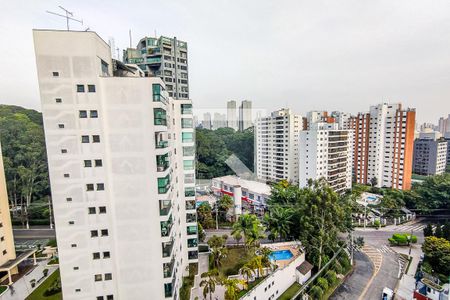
[269,250,293,261]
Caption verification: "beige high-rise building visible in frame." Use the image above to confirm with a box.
[0,142,18,283]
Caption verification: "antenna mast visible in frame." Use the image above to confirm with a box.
[129,29,132,48]
[46,6,83,30]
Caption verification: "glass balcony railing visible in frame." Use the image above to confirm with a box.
[188,251,198,260]
[181,104,192,115]
[182,132,194,143]
[164,283,173,298]
[163,257,175,278]
[152,84,167,103]
[160,215,173,237]
[157,154,170,172]
[158,175,171,194]
[156,140,169,149]
[185,187,195,197]
[159,200,171,216]
[162,239,174,258]
[187,238,198,248]
[186,213,196,223]
[187,225,197,235]
[154,108,167,126]
[186,200,196,210]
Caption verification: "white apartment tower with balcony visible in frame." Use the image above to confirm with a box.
[33,30,197,300]
[227,100,238,130]
[299,123,353,193]
[255,108,301,183]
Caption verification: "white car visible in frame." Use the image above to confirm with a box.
[382,287,394,300]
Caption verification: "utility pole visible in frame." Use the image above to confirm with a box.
[215,202,219,230]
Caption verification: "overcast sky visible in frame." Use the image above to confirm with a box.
[1,0,449,124]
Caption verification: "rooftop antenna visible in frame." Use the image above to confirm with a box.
[46,6,83,30]
[129,29,132,48]
[116,48,120,61]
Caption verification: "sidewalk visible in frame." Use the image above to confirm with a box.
[0,260,58,300]
[392,244,422,300]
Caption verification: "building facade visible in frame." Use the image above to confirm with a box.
[413,138,447,176]
[124,36,189,99]
[202,112,212,130]
[352,103,416,190]
[239,100,253,131]
[0,142,17,280]
[227,100,238,131]
[299,123,353,193]
[213,113,227,130]
[34,30,197,300]
[255,109,301,183]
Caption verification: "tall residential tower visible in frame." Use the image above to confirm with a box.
[34,30,197,300]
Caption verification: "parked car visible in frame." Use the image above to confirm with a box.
[382,287,394,300]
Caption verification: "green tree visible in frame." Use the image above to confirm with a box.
[435,224,443,238]
[232,232,242,246]
[218,195,234,221]
[248,256,264,278]
[239,264,254,284]
[325,270,337,286]
[422,236,450,275]
[317,277,329,291]
[263,206,294,241]
[443,222,450,241]
[223,278,244,300]
[198,223,206,242]
[423,223,434,237]
[0,106,49,228]
[197,202,214,229]
[309,285,324,299]
[232,213,265,249]
[200,269,219,300]
[207,235,225,249]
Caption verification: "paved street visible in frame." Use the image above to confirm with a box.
[331,251,373,300]
[13,227,56,240]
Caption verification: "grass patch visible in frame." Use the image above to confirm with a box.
[278,282,302,300]
[48,257,59,265]
[219,247,254,276]
[25,269,61,300]
[0,286,7,294]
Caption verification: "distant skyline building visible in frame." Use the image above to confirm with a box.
[239,100,253,131]
[299,123,353,193]
[413,136,447,176]
[124,35,189,99]
[438,115,450,135]
[330,111,353,130]
[255,108,301,183]
[444,132,450,167]
[213,113,226,129]
[351,103,416,190]
[227,100,238,130]
[34,30,197,299]
[203,112,212,129]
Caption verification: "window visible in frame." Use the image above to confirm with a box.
[71,244,77,248]
[97,183,105,191]
[86,184,95,191]
[183,160,194,170]
[99,206,106,214]
[97,297,104,300]
[55,98,62,103]
[64,173,70,178]
[90,110,98,118]
[93,252,100,260]
[77,85,85,92]
[93,135,100,143]
[104,273,112,281]
[84,160,92,167]
[1,237,5,242]
[66,197,72,202]
[95,159,103,167]
[91,230,99,237]
[107,295,114,300]
[52,72,59,77]
[88,207,96,214]
[58,124,65,128]
[103,251,110,259]
[182,132,194,143]
[82,135,90,143]
[73,267,79,270]
[94,274,102,281]
[61,149,67,154]
[79,110,88,118]
[101,59,109,76]
[75,289,81,292]
[101,229,109,236]
[88,85,96,92]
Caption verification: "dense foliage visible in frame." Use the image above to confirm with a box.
[196,127,254,179]
[422,236,450,276]
[268,179,353,270]
[0,105,50,227]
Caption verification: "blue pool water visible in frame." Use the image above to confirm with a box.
[269,250,293,261]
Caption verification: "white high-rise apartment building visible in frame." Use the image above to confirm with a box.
[203,112,212,129]
[239,100,252,131]
[352,103,415,190]
[331,111,353,130]
[255,108,301,183]
[299,123,353,193]
[227,100,238,130]
[34,30,197,300]
[213,113,226,129]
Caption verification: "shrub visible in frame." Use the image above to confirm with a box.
[374,220,380,229]
[389,233,417,246]
[317,277,328,291]
[43,268,49,277]
[309,285,324,299]
[325,270,337,285]
[43,277,61,296]
[333,261,343,274]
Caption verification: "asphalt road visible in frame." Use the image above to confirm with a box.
[331,251,373,300]
[13,227,56,239]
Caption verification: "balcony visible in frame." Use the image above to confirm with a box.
[152,84,167,104]
[159,200,171,216]
[157,154,170,172]
[186,213,196,223]
[187,225,197,235]
[188,251,198,260]
[163,257,175,278]
[185,187,195,197]
[158,175,171,194]
[154,108,167,126]
[164,283,173,298]
[187,238,198,248]
[181,104,192,115]
[182,132,194,143]
[186,200,196,210]
[162,239,174,258]
[160,215,173,237]
[147,57,162,65]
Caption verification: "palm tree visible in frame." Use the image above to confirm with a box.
[222,278,244,300]
[231,214,257,249]
[246,223,265,249]
[211,246,227,269]
[239,264,255,284]
[200,269,219,300]
[263,206,294,241]
[259,247,272,267]
[232,232,242,246]
[248,256,264,278]
[218,195,234,221]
